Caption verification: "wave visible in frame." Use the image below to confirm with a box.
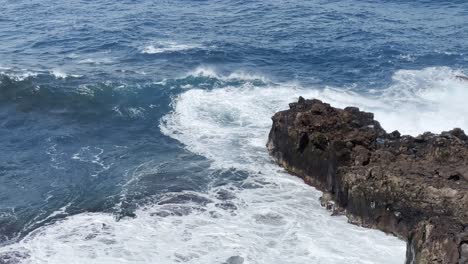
[0,67,268,119]
[0,66,466,263]
[141,41,202,54]
[0,71,38,81]
[77,58,114,65]
[0,73,171,120]
[168,66,468,138]
[0,65,465,131]
[49,69,82,79]
[376,66,468,135]
[0,68,82,81]
[186,66,269,83]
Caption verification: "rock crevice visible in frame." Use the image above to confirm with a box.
[267,98,468,264]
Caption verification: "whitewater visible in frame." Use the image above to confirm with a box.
[1,66,467,263]
[1,0,468,263]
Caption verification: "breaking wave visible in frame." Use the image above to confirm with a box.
[1,66,467,263]
[141,41,203,54]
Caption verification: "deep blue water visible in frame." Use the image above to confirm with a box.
[0,1,467,263]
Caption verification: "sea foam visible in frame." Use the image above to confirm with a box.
[141,41,201,54]
[2,66,467,264]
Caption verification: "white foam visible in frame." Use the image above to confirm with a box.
[50,69,68,79]
[49,69,82,79]
[3,66,467,264]
[112,106,146,119]
[141,41,201,54]
[397,54,416,62]
[0,181,406,264]
[187,66,219,78]
[66,53,80,59]
[71,146,111,177]
[375,67,468,135]
[160,66,468,171]
[0,71,38,81]
[187,66,269,82]
[78,58,114,65]
[1,68,81,80]
[176,66,467,137]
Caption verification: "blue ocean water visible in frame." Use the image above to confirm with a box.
[0,0,467,263]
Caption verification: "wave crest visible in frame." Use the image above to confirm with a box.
[141,41,202,54]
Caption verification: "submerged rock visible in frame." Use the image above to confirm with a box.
[267,97,468,264]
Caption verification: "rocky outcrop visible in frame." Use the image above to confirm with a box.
[267,97,468,264]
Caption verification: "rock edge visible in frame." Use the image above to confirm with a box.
[267,97,468,264]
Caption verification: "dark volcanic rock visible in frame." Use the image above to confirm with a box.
[267,97,468,264]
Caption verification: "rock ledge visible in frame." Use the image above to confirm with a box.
[267,97,468,264]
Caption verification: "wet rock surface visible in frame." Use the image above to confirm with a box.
[267,97,468,264]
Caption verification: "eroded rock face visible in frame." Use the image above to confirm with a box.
[267,98,468,264]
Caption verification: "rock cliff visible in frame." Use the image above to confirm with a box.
[267,97,468,264]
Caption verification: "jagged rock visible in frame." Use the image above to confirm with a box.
[267,98,468,264]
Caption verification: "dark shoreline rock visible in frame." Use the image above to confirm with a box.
[267,97,468,264]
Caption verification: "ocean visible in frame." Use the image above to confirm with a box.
[0,0,467,263]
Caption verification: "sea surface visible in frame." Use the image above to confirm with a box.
[0,0,467,263]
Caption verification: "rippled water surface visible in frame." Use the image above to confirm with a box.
[1,0,468,263]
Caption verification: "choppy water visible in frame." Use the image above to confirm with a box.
[1,0,468,263]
